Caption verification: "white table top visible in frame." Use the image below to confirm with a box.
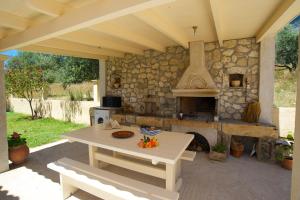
[63,125,194,165]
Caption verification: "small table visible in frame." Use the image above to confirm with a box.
[63,125,194,191]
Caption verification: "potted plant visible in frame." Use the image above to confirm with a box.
[209,143,227,161]
[7,132,29,164]
[275,144,293,170]
[230,140,244,158]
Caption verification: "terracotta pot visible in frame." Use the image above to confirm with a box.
[231,80,241,87]
[230,149,244,158]
[9,144,29,164]
[282,158,293,170]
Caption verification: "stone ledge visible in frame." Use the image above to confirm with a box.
[111,114,278,138]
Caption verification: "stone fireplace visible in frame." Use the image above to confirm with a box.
[177,97,217,121]
[106,37,259,120]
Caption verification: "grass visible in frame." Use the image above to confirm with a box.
[6,112,87,148]
[274,69,297,107]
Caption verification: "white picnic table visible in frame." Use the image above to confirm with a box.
[63,124,194,192]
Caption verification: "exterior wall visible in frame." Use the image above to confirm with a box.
[272,107,295,137]
[205,38,260,119]
[106,38,259,119]
[9,98,98,125]
[106,46,189,116]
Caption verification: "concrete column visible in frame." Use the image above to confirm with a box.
[98,59,106,106]
[291,31,300,200]
[259,35,275,125]
[92,80,100,103]
[0,55,8,173]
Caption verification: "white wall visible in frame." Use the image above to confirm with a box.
[273,107,296,137]
[9,98,99,125]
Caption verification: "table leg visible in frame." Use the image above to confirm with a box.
[166,163,176,191]
[88,145,98,167]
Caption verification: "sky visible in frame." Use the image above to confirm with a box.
[1,15,300,58]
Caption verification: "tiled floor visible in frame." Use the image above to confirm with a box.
[0,140,292,200]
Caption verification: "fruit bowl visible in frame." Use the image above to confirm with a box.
[137,136,159,148]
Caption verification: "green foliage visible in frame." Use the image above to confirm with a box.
[68,91,84,101]
[275,145,293,162]
[5,52,99,87]
[212,143,227,153]
[274,69,297,107]
[7,132,27,147]
[85,92,93,101]
[5,65,48,119]
[286,133,294,141]
[6,112,86,148]
[276,24,299,71]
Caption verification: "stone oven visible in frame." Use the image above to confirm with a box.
[178,97,217,121]
[172,41,220,121]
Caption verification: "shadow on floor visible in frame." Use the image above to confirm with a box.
[0,186,19,200]
[9,141,89,184]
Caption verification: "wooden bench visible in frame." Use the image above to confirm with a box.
[181,150,196,161]
[47,158,179,200]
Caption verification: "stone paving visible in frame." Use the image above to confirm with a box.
[0,140,292,200]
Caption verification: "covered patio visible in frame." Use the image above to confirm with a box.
[0,0,300,199]
[0,141,292,200]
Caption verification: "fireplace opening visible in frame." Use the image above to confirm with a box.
[178,97,217,120]
[186,132,210,153]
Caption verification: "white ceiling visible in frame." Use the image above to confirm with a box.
[0,0,298,59]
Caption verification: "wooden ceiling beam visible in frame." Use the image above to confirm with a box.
[26,0,64,17]
[36,38,124,57]
[91,23,165,52]
[256,0,300,42]
[208,0,223,47]
[0,0,175,51]
[0,11,29,30]
[134,9,189,48]
[59,30,144,55]
[20,45,106,59]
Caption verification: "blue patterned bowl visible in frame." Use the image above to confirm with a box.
[140,127,161,136]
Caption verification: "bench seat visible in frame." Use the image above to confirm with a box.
[47,158,179,200]
[181,150,196,161]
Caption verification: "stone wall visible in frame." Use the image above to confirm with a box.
[106,46,189,116]
[106,38,260,119]
[205,38,259,119]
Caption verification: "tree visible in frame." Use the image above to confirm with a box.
[5,66,48,119]
[5,52,99,87]
[276,24,299,71]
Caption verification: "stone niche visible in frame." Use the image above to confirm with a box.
[106,38,260,120]
[205,38,260,119]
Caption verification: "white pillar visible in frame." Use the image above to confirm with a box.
[259,35,275,124]
[0,55,9,173]
[92,80,100,103]
[291,30,300,200]
[99,59,106,106]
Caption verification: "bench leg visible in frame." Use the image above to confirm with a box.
[60,175,77,200]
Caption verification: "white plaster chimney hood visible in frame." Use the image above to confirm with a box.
[172,41,219,97]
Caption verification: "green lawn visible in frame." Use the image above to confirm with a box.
[6,112,86,148]
[274,69,297,107]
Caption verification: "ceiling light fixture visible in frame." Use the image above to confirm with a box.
[192,26,198,36]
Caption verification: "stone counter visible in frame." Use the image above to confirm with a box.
[111,114,278,138]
